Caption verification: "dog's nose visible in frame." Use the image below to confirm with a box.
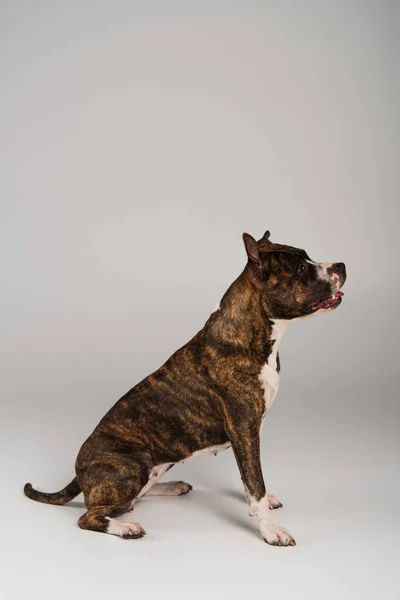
[331,262,346,282]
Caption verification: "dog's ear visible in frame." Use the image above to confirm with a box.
[242,233,261,266]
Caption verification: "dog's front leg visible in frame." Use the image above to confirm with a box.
[227,424,296,547]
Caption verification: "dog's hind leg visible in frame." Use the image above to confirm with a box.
[77,452,152,539]
[144,481,193,496]
[78,506,147,539]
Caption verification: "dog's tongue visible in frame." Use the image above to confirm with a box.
[310,291,344,311]
[309,291,344,311]
[325,291,344,306]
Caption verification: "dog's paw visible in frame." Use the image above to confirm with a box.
[107,519,147,539]
[120,522,147,539]
[260,520,296,546]
[168,481,193,495]
[146,481,193,496]
[267,494,283,510]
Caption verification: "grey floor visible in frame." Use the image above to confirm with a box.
[2,287,399,600]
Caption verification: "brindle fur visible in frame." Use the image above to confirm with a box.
[24,230,346,543]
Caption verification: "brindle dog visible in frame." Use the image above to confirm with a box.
[24,230,346,546]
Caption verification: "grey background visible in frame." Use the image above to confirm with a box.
[1,1,399,599]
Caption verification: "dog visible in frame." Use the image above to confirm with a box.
[24,230,346,546]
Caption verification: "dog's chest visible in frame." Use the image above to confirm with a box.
[259,359,280,414]
[258,320,289,417]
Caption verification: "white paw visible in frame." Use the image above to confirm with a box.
[106,518,146,539]
[165,481,193,495]
[267,493,283,510]
[260,519,296,546]
[145,481,193,496]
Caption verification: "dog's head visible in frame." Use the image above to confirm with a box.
[243,230,346,320]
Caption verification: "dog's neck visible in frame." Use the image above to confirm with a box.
[204,269,290,360]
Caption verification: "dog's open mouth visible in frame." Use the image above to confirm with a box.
[308,291,344,312]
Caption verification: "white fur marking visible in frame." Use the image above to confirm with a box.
[136,463,172,500]
[246,491,295,546]
[317,261,334,283]
[106,518,146,537]
[259,319,290,416]
[306,260,334,283]
[267,493,282,509]
[183,442,231,462]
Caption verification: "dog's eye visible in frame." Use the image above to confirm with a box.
[297,262,306,274]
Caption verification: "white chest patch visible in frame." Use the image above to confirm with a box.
[259,319,290,416]
[259,362,280,413]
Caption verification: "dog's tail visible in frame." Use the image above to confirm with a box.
[24,477,81,505]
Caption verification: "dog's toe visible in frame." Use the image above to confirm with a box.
[175,481,193,495]
[122,532,144,540]
[260,520,296,547]
[107,519,146,539]
[267,494,283,510]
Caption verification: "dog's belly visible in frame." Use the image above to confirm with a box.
[181,442,231,462]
